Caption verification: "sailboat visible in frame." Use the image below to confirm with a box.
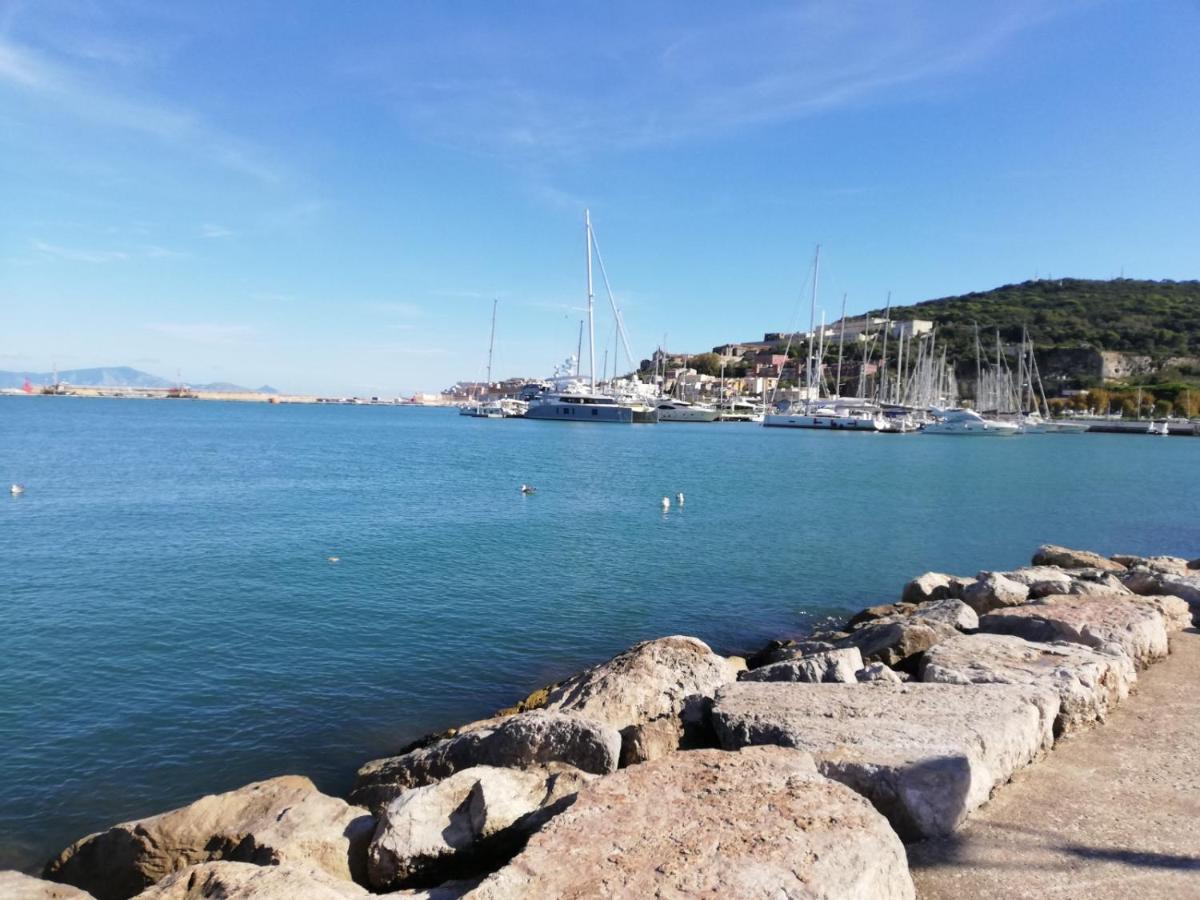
[526,210,654,423]
[763,247,886,431]
[461,300,527,417]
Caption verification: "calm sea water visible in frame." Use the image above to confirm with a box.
[1,397,1197,869]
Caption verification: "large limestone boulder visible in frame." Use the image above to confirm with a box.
[44,777,374,900]
[1032,544,1126,572]
[133,862,368,899]
[901,572,971,605]
[0,871,94,899]
[837,600,973,670]
[919,633,1136,734]
[470,747,915,899]
[1000,566,1075,598]
[740,647,863,683]
[961,572,1030,614]
[848,601,918,628]
[1111,554,1191,575]
[856,662,905,683]
[351,711,619,815]
[366,764,593,891]
[712,681,1058,839]
[538,635,738,764]
[1122,567,1200,610]
[745,638,836,669]
[1125,594,1193,632]
[978,594,1170,668]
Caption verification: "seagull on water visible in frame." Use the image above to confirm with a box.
[676,492,685,505]
[661,496,670,511]
[520,484,536,494]
[10,484,24,495]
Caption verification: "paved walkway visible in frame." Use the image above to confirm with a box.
[909,628,1200,899]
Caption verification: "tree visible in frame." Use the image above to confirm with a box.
[689,353,723,377]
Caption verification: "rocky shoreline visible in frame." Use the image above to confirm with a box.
[6,545,1199,899]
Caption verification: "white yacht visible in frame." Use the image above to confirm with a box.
[764,400,885,431]
[480,398,528,418]
[653,399,719,422]
[716,397,765,422]
[923,407,1022,436]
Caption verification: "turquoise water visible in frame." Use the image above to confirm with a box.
[1,397,1197,869]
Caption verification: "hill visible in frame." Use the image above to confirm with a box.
[872,278,1200,360]
[0,367,275,394]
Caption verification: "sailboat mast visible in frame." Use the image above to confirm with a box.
[879,293,891,405]
[585,209,596,392]
[836,292,847,400]
[807,245,821,406]
[575,320,584,377]
[485,299,498,388]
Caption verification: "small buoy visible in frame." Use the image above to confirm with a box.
[327,556,340,563]
[520,484,536,495]
[661,496,670,510]
[676,492,685,505]
[10,484,24,495]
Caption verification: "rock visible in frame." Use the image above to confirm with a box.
[978,594,1170,669]
[1126,594,1193,632]
[1122,568,1200,610]
[901,572,970,605]
[1001,566,1075,598]
[739,647,864,683]
[919,633,1136,734]
[44,777,373,900]
[911,597,979,631]
[746,638,837,668]
[133,862,368,899]
[351,711,620,815]
[539,635,739,763]
[725,654,748,674]
[856,662,904,683]
[961,572,1030,614]
[1032,545,1126,572]
[1190,558,1200,570]
[712,681,1058,839]
[1066,573,1131,596]
[836,617,953,671]
[849,601,918,628]
[366,764,593,891]
[1112,554,1191,575]
[0,870,95,899]
[470,747,915,899]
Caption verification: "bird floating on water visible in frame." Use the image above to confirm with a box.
[661,496,670,510]
[327,556,340,564]
[10,484,24,495]
[676,492,685,505]
[520,484,536,495]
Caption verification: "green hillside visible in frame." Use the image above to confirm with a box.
[872,278,1200,360]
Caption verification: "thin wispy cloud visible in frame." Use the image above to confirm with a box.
[348,1,1081,157]
[145,323,255,344]
[32,240,127,264]
[0,37,283,183]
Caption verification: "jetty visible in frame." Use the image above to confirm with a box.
[4,545,1199,898]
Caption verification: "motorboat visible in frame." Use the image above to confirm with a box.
[923,407,1022,436]
[764,400,885,431]
[653,399,719,422]
[715,397,765,423]
[480,398,528,418]
[526,389,638,423]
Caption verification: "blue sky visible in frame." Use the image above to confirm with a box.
[2,1,1197,395]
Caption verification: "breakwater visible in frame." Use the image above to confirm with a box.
[9,545,1198,898]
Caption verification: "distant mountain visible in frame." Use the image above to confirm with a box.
[0,367,275,393]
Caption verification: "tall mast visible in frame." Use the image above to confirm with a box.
[835,292,847,400]
[879,292,891,405]
[575,320,584,377]
[585,209,596,392]
[807,245,821,406]
[485,298,497,388]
